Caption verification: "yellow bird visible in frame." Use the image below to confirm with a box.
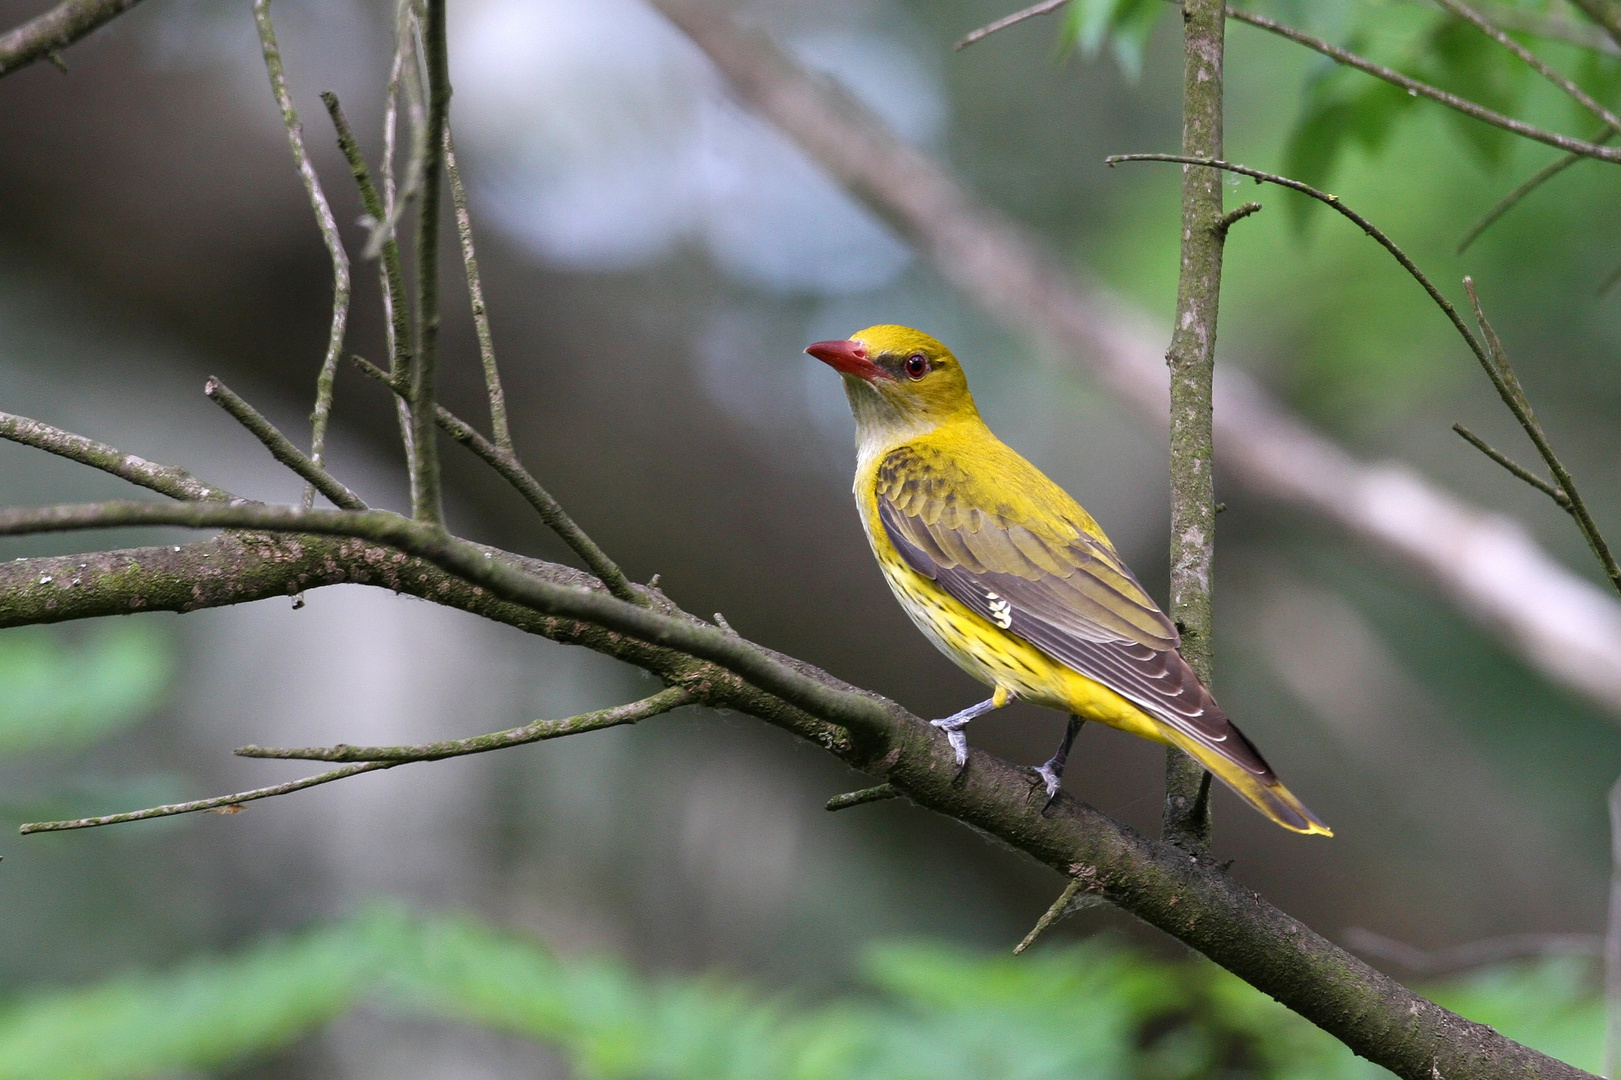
[805,325,1330,836]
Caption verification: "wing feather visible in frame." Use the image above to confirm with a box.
[876,446,1274,780]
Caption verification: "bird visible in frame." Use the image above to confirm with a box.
[804,325,1330,836]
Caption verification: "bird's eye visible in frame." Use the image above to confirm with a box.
[904,353,930,379]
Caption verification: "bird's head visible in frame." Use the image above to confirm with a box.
[804,325,980,443]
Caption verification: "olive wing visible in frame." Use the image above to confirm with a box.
[876,448,1273,780]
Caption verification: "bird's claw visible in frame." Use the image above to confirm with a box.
[930,717,971,775]
[1029,762,1063,814]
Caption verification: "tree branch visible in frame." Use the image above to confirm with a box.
[0,0,142,77]
[1433,0,1621,135]
[407,0,449,524]
[0,511,1588,1079]
[1161,0,1225,851]
[238,685,688,762]
[646,0,1621,721]
[21,687,691,832]
[203,378,367,511]
[352,356,640,603]
[1227,6,1621,164]
[1457,135,1611,255]
[444,126,511,453]
[253,0,352,513]
[0,411,230,503]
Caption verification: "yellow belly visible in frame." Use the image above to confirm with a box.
[875,546,1171,745]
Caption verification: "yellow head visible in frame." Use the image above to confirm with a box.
[804,325,982,446]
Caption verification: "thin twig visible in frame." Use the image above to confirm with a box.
[444,125,512,453]
[1462,280,1621,595]
[203,379,367,511]
[253,0,352,513]
[237,686,689,762]
[1457,136,1610,254]
[1344,926,1602,976]
[0,412,230,503]
[352,356,639,603]
[321,92,414,397]
[1215,200,1262,237]
[1013,878,1106,954]
[1227,6,1621,164]
[363,0,426,263]
[0,0,144,77]
[1451,424,1569,507]
[20,761,392,833]
[407,0,449,525]
[1433,0,1621,135]
[954,0,1069,50]
[825,783,898,811]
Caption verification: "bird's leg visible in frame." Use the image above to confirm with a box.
[1031,715,1086,809]
[931,686,1013,774]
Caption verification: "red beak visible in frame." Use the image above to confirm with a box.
[805,339,886,381]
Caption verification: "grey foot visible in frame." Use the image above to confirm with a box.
[1030,715,1085,813]
[930,716,971,769]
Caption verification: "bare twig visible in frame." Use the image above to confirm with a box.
[20,761,392,833]
[0,0,143,77]
[321,93,413,396]
[954,0,1069,50]
[203,379,367,511]
[1462,280,1621,596]
[1451,424,1569,507]
[352,356,639,603]
[1215,200,1262,237]
[253,0,352,513]
[1457,139,1608,254]
[444,126,511,453]
[1227,6,1621,164]
[1013,877,1106,954]
[1345,926,1601,976]
[1161,0,1226,852]
[0,412,230,503]
[824,783,899,811]
[1433,0,1621,135]
[237,686,689,764]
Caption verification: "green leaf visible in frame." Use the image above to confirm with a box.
[1057,0,1166,81]
[1415,16,1529,168]
[0,625,172,755]
[1283,62,1414,221]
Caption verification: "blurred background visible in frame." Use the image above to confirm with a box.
[0,0,1618,1075]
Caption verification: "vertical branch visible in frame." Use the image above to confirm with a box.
[382,2,421,508]
[1162,0,1226,851]
[253,0,351,511]
[409,0,449,525]
[444,126,512,452]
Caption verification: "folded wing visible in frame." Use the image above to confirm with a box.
[876,445,1275,783]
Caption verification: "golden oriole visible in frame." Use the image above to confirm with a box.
[805,325,1329,836]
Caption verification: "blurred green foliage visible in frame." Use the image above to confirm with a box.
[0,905,1597,1080]
[0,625,170,755]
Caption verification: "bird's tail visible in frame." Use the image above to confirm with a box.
[1168,731,1333,837]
